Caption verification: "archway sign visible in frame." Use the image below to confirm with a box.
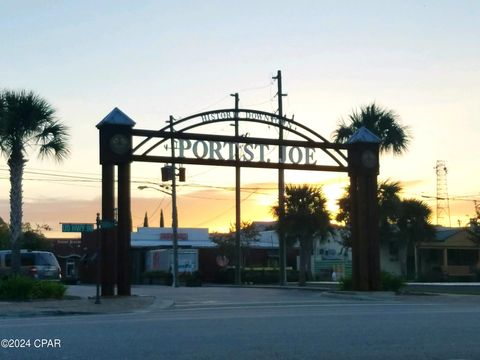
[97,72,381,296]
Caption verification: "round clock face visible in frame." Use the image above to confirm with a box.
[361,150,377,168]
[109,134,130,155]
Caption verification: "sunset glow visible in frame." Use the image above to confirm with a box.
[0,2,479,236]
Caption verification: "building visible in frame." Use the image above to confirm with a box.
[51,238,83,283]
[415,227,480,281]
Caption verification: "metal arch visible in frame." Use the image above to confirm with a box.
[133,108,347,166]
[159,108,331,143]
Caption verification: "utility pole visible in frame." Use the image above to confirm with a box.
[170,116,179,287]
[273,70,287,285]
[232,93,242,285]
[435,160,451,227]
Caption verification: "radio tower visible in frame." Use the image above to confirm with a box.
[435,160,451,227]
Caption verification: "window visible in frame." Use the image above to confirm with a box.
[4,254,35,267]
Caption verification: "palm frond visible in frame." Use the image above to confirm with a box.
[333,102,411,155]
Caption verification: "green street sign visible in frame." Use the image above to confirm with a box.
[100,220,116,229]
[62,223,95,233]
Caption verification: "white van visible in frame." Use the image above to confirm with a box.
[0,250,62,280]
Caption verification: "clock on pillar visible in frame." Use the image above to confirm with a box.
[97,107,136,165]
[347,127,380,175]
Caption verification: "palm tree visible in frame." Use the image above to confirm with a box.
[0,90,69,274]
[273,184,331,286]
[378,180,402,243]
[397,199,435,279]
[333,103,411,155]
[337,181,435,279]
[336,180,402,247]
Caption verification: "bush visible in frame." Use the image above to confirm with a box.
[0,276,66,300]
[339,276,352,291]
[181,271,202,287]
[338,272,405,292]
[0,276,35,300]
[380,272,406,292]
[142,271,173,285]
[32,281,67,299]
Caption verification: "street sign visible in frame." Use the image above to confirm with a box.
[62,223,95,233]
[100,220,116,229]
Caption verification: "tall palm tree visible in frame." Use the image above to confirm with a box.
[0,90,69,274]
[273,184,331,286]
[333,103,411,155]
[397,199,435,279]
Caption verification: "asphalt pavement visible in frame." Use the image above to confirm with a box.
[1,283,479,318]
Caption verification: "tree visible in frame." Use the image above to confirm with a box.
[0,90,69,273]
[336,181,435,279]
[378,180,402,244]
[336,180,402,247]
[273,184,331,286]
[0,218,52,251]
[0,217,10,250]
[333,103,411,155]
[468,202,480,243]
[211,221,259,267]
[397,199,435,279]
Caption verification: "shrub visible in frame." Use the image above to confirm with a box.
[338,272,405,292]
[0,276,66,300]
[181,271,202,287]
[0,276,35,300]
[32,281,67,299]
[339,276,353,291]
[380,272,406,292]
[142,271,173,285]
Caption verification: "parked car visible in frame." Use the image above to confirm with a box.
[0,250,62,280]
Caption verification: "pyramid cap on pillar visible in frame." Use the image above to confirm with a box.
[96,107,136,128]
[347,127,381,144]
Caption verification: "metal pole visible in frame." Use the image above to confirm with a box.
[274,70,287,285]
[117,162,131,296]
[232,93,241,285]
[170,116,179,288]
[95,213,101,304]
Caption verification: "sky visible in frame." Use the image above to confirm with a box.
[0,1,479,236]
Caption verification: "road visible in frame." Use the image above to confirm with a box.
[1,286,480,359]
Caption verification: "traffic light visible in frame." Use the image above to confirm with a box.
[161,166,173,181]
[179,167,186,182]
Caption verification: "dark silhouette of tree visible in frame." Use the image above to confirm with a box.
[211,221,259,268]
[337,181,435,279]
[0,217,9,250]
[333,103,411,155]
[160,209,165,228]
[273,184,330,286]
[0,219,52,251]
[337,180,402,246]
[397,199,435,279]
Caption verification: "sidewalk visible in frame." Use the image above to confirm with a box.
[0,296,160,318]
[0,285,176,318]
